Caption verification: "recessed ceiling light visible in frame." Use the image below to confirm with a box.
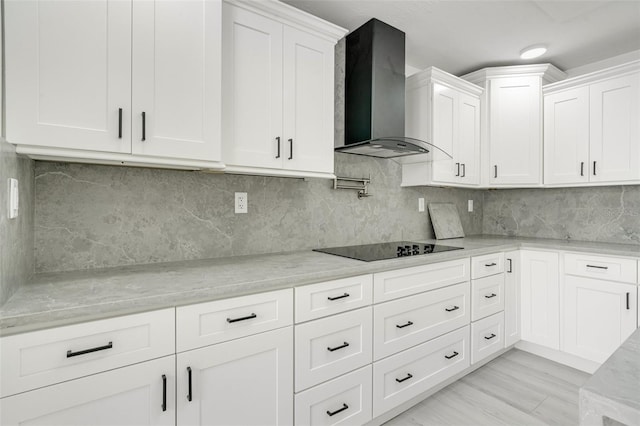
[520,45,547,60]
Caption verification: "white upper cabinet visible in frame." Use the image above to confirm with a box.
[5,0,224,170]
[221,0,346,179]
[403,67,482,187]
[543,61,640,186]
[462,64,566,187]
[5,0,132,154]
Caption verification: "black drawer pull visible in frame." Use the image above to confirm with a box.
[494,165,498,178]
[141,111,146,141]
[445,351,459,359]
[485,333,497,340]
[455,162,460,176]
[445,306,459,312]
[396,321,414,329]
[162,374,167,412]
[288,138,293,160]
[626,292,630,310]
[187,366,193,402]
[586,264,608,270]
[395,373,413,383]
[485,293,497,299]
[327,403,349,417]
[593,161,597,176]
[275,136,281,159]
[484,262,497,267]
[461,163,466,178]
[327,293,350,301]
[327,342,349,352]
[507,258,513,273]
[118,108,123,139]
[227,313,257,323]
[580,161,584,176]
[66,341,113,358]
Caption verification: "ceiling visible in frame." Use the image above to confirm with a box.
[282,0,640,76]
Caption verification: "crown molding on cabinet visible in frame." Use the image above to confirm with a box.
[461,63,567,86]
[407,67,484,96]
[543,60,640,94]
[226,0,348,43]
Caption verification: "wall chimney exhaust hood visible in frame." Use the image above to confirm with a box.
[336,18,451,162]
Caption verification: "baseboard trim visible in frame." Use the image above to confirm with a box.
[515,341,600,374]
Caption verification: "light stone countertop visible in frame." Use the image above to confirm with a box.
[579,328,640,425]
[1,235,639,336]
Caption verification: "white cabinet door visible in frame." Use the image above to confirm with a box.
[489,76,542,185]
[283,26,335,174]
[563,276,637,363]
[589,72,640,182]
[520,250,560,349]
[132,0,221,161]
[431,83,458,184]
[504,251,521,347]
[5,0,132,153]
[222,3,284,169]
[177,327,293,426]
[458,92,481,185]
[0,356,175,426]
[544,86,590,185]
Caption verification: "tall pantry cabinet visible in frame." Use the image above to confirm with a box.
[5,0,224,170]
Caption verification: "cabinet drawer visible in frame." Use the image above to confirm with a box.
[294,365,372,426]
[295,307,372,392]
[372,325,470,417]
[176,289,293,352]
[0,308,175,398]
[471,253,504,279]
[564,253,637,284]
[295,275,373,323]
[373,258,470,303]
[471,311,504,364]
[471,274,505,321]
[373,282,470,360]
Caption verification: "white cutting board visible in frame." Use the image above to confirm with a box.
[428,203,465,239]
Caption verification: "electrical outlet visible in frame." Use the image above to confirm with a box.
[418,198,425,212]
[8,178,19,219]
[468,199,473,212]
[235,192,247,214]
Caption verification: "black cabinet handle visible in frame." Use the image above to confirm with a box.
[461,163,466,178]
[162,374,167,412]
[485,262,497,267]
[227,313,257,323]
[327,293,350,301]
[395,373,413,383]
[485,293,497,299]
[494,165,498,178]
[593,161,597,176]
[586,264,608,270]
[507,258,513,273]
[326,403,348,417]
[67,341,113,358]
[445,306,459,312]
[118,108,123,139]
[141,111,146,141]
[626,292,630,310]
[455,162,460,176]
[485,333,497,340]
[327,342,349,352]
[275,137,281,158]
[187,366,192,402]
[580,162,584,177]
[445,351,459,359]
[396,321,414,329]
[288,138,293,160]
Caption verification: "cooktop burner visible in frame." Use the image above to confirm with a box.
[313,241,463,262]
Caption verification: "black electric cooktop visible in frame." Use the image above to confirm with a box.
[313,241,463,262]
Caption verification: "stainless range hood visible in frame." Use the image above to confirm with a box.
[336,18,451,162]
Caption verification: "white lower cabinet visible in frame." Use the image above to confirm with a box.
[0,356,175,426]
[562,276,637,363]
[471,311,505,364]
[504,251,521,346]
[295,365,372,426]
[372,326,470,417]
[177,326,293,426]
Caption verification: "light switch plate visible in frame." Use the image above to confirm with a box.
[8,178,19,219]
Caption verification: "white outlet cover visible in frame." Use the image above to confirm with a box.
[468,200,473,212]
[8,178,19,219]
[418,198,425,212]
[235,192,248,214]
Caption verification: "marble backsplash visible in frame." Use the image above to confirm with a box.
[0,140,35,304]
[34,155,483,273]
[483,186,640,245]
